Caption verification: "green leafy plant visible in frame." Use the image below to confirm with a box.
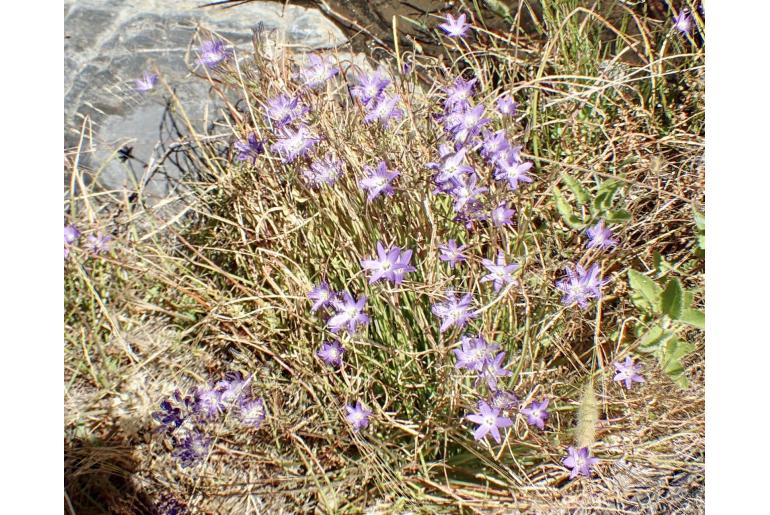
[553,173,631,230]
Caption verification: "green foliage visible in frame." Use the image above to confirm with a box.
[628,269,663,314]
[661,278,684,320]
[553,174,631,229]
[693,208,706,254]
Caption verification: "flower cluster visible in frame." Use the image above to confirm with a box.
[351,67,404,128]
[360,241,416,285]
[556,263,607,310]
[151,373,264,467]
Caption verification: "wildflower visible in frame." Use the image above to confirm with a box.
[438,239,468,268]
[303,153,344,188]
[135,71,158,93]
[439,13,471,38]
[520,398,549,430]
[490,390,519,411]
[196,385,225,419]
[364,94,404,128]
[197,40,231,69]
[239,397,266,427]
[449,174,488,213]
[585,219,618,250]
[360,242,403,284]
[351,68,391,106]
[155,494,189,515]
[478,351,513,390]
[308,281,335,312]
[432,291,476,332]
[392,248,417,284]
[491,202,515,227]
[85,233,111,254]
[297,54,338,89]
[556,263,607,309]
[216,372,248,405]
[317,340,345,367]
[466,400,512,444]
[152,390,196,435]
[613,356,645,390]
[172,430,210,467]
[263,94,308,129]
[496,95,518,116]
[673,8,694,35]
[359,161,399,202]
[494,155,533,191]
[233,133,264,164]
[328,292,369,334]
[480,129,511,162]
[481,252,520,292]
[64,225,80,245]
[345,401,372,431]
[449,103,490,144]
[433,146,475,185]
[563,446,599,479]
[492,144,523,167]
[453,335,498,372]
[270,125,318,163]
[444,77,476,107]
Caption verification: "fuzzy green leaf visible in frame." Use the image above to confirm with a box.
[693,209,705,231]
[638,325,674,353]
[678,309,705,330]
[593,179,621,211]
[605,209,631,224]
[661,278,684,319]
[628,269,663,314]
[553,187,585,229]
[661,338,695,389]
[561,173,591,205]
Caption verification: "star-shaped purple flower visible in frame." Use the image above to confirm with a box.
[216,372,248,405]
[264,94,309,129]
[439,13,471,38]
[433,146,475,185]
[449,103,490,144]
[197,40,231,69]
[520,398,549,430]
[491,202,515,227]
[172,430,210,467]
[673,8,694,35]
[196,385,225,420]
[234,133,264,165]
[444,77,476,107]
[438,239,468,268]
[85,233,111,254]
[556,263,607,309]
[481,252,520,292]
[496,95,518,116]
[563,446,599,479]
[364,94,404,128]
[585,219,618,250]
[359,161,399,202]
[478,351,513,391]
[328,292,369,334]
[432,291,476,333]
[480,129,511,162]
[135,71,158,93]
[297,54,339,89]
[449,174,488,213]
[360,242,413,284]
[345,401,372,432]
[239,396,266,428]
[613,356,645,389]
[467,400,512,444]
[351,68,391,106]
[490,390,519,411]
[453,335,498,372]
[64,225,80,245]
[303,153,344,188]
[317,340,345,368]
[494,155,533,191]
[270,125,318,163]
[308,281,335,312]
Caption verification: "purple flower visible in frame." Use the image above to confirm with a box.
[478,351,513,391]
[359,161,399,202]
[449,174,487,213]
[270,125,318,163]
[360,242,400,284]
[303,153,343,188]
[556,263,607,309]
[328,292,369,334]
[490,390,519,411]
[439,239,468,268]
[520,398,549,430]
[351,68,391,106]
[496,95,518,116]
[308,281,335,312]
[480,129,511,162]
[64,225,80,251]
[492,144,523,167]
[317,340,345,367]
[264,94,309,129]
[172,430,210,467]
[239,396,266,427]
[197,40,231,69]
[432,291,476,333]
[432,146,475,185]
[563,446,599,479]
[135,71,158,93]
[491,202,515,227]
[494,155,533,191]
[392,248,417,284]
[453,335,498,372]
[449,103,490,144]
[297,54,339,89]
[85,233,111,254]
[216,372,248,405]
[364,94,404,128]
[673,8,694,35]
[234,133,264,164]
[613,356,645,390]
[466,400,512,444]
[152,389,197,435]
[444,77,476,107]
[585,219,618,250]
[196,385,225,419]
[439,13,471,38]
[345,401,372,432]
[481,252,520,292]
